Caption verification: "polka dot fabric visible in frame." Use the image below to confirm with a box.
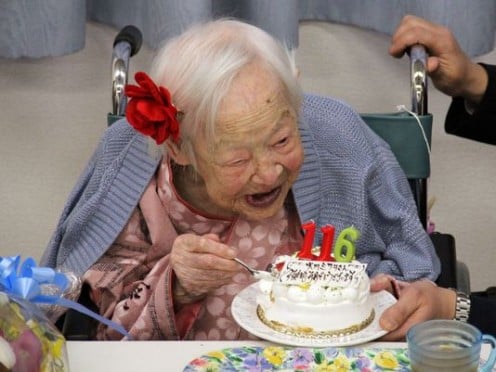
[156,159,301,340]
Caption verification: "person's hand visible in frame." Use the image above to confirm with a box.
[390,14,488,104]
[370,274,457,341]
[170,233,239,305]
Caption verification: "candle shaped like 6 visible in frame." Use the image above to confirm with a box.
[334,226,360,262]
[317,224,335,261]
[297,221,316,259]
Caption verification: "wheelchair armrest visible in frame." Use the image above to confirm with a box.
[61,284,98,340]
[456,261,471,294]
[430,232,458,289]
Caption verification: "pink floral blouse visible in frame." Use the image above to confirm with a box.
[83,157,303,340]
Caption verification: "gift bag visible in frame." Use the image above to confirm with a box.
[0,255,131,359]
[0,291,69,372]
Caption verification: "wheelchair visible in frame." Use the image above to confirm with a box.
[60,25,470,340]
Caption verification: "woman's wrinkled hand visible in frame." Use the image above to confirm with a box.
[170,233,239,305]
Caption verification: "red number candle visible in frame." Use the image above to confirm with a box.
[297,220,316,259]
[317,224,335,261]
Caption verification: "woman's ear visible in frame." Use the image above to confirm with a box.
[165,139,190,165]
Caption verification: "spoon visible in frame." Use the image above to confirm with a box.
[233,258,273,280]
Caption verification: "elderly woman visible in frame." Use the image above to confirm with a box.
[41,19,440,340]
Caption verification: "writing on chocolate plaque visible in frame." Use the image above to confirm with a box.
[278,260,366,287]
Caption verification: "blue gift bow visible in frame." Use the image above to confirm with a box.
[0,255,131,339]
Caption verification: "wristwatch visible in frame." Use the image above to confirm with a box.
[454,290,471,322]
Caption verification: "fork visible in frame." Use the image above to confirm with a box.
[233,258,273,280]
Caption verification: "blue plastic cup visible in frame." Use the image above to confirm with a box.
[407,320,496,371]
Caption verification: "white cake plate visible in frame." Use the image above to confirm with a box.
[232,283,397,347]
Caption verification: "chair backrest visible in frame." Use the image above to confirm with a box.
[108,113,122,126]
[360,45,431,228]
[360,112,432,179]
[360,111,432,229]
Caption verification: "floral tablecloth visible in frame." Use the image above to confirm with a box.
[183,345,410,371]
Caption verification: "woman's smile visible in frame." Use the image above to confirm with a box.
[245,186,282,208]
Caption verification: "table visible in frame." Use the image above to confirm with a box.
[66,340,496,371]
[66,340,403,371]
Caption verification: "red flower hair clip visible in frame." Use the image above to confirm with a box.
[125,71,180,144]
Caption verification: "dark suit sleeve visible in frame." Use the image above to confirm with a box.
[468,293,496,336]
[445,63,496,145]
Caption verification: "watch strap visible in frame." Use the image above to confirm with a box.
[454,290,471,322]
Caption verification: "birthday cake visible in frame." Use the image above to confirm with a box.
[256,223,374,338]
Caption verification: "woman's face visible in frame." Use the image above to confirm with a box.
[191,62,303,221]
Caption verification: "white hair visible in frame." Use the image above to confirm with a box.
[149,18,302,158]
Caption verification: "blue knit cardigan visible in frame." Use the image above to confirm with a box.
[41,94,441,281]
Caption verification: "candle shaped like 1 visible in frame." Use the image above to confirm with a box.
[317,224,335,261]
[297,221,316,259]
[334,226,360,263]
